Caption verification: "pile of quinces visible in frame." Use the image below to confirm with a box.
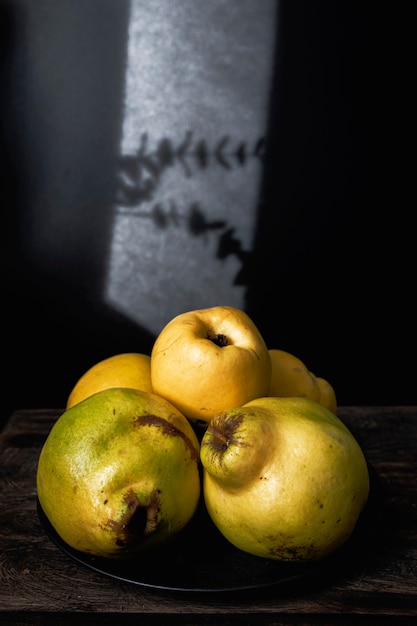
[37,306,370,563]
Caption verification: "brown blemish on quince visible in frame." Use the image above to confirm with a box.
[207,331,229,347]
[203,412,245,454]
[107,488,162,551]
[133,413,198,461]
[266,535,318,561]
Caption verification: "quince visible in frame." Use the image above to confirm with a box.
[37,388,201,558]
[66,352,152,409]
[151,306,271,426]
[268,349,337,415]
[200,396,369,561]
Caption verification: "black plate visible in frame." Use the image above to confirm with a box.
[37,463,381,594]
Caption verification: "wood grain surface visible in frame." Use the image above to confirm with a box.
[0,406,416,625]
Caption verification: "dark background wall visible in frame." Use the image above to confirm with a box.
[1,1,414,429]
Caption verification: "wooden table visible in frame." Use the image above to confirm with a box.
[1,406,416,625]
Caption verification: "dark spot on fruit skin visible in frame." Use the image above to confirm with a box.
[133,413,198,461]
[202,412,246,454]
[201,411,254,470]
[263,532,323,561]
[106,489,163,552]
[267,541,319,561]
[207,332,229,347]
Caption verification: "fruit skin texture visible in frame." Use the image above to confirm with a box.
[66,353,153,409]
[37,388,201,558]
[200,396,369,561]
[151,306,272,425]
[268,349,338,415]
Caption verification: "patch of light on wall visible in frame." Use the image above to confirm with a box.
[105,0,278,336]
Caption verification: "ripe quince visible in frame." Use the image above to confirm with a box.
[151,306,271,426]
[37,388,201,558]
[200,396,369,561]
[66,352,152,409]
[268,349,337,415]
